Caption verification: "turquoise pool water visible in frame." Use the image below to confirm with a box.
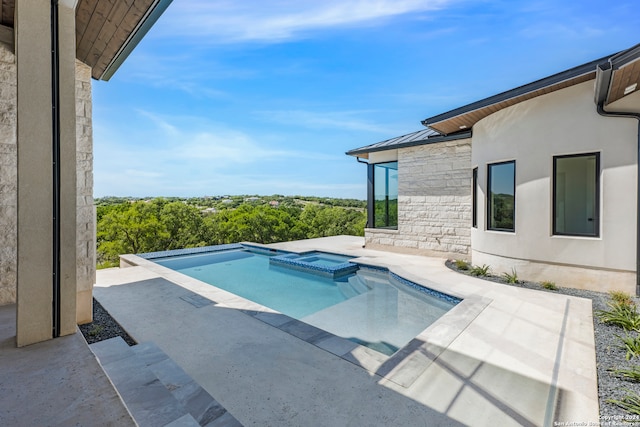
[156,249,349,318]
[295,253,353,267]
[154,248,457,355]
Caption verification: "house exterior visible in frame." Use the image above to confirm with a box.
[0,1,172,347]
[348,43,640,295]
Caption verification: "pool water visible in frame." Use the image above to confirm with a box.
[295,253,353,267]
[157,249,350,318]
[154,248,457,355]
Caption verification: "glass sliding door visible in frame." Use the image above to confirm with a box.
[373,162,398,229]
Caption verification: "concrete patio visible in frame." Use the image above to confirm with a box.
[0,304,134,426]
[95,235,599,426]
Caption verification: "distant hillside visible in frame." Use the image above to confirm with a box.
[95,195,366,211]
[96,195,367,268]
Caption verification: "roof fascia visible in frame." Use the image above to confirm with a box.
[346,131,472,157]
[594,63,612,105]
[610,42,640,70]
[100,0,173,81]
[421,55,611,130]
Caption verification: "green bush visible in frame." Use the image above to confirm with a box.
[502,268,519,284]
[469,264,490,277]
[617,333,640,360]
[597,301,640,331]
[454,259,469,270]
[611,366,640,382]
[610,290,635,308]
[541,281,558,291]
[608,389,640,415]
[88,325,104,336]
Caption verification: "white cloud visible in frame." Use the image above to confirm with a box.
[254,109,396,133]
[162,0,457,43]
[136,110,180,136]
[94,110,366,198]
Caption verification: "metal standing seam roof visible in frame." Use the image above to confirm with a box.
[346,128,471,157]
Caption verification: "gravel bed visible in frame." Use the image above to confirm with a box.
[79,298,136,346]
[445,260,640,420]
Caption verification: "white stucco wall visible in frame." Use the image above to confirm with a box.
[472,80,639,292]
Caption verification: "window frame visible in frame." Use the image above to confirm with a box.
[472,167,478,228]
[372,161,398,230]
[487,160,516,232]
[552,152,600,237]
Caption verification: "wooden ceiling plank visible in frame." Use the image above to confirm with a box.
[77,0,116,62]
[75,0,98,46]
[89,0,155,78]
[89,1,140,78]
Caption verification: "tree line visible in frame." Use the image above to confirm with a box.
[96,197,366,267]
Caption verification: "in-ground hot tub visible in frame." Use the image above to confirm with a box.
[269,251,358,278]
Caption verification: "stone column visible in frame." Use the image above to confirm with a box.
[16,1,77,346]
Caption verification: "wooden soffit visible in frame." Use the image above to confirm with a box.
[424,72,596,135]
[76,0,159,80]
[607,58,640,105]
[0,0,166,80]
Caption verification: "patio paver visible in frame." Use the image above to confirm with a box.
[95,235,598,426]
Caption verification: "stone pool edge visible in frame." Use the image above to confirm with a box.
[119,246,491,388]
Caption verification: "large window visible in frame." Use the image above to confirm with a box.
[373,162,398,228]
[553,153,599,236]
[487,161,515,232]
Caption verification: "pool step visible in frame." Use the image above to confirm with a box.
[337,275,370,299]
[90,337,241,427]
[356,268,392,287]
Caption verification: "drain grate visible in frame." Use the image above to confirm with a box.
[180,294,214,308]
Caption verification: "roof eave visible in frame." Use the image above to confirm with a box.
[421,54,611,131]
[99,0,173,81]
[610,42,640,71]
[346,131,472,157]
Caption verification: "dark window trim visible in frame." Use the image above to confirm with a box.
[372,161,398,230]
[552,152,600,237]
[472,167,478,228]
[487,160,516,232]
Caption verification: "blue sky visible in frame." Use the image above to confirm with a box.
[93,0,639,200]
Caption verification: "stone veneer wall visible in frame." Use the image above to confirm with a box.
[365,139,472,258]
[0,42,16,304]
[75,60,95,324]
[0,41,95,324]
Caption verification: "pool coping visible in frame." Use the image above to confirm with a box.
[121,244,492,388]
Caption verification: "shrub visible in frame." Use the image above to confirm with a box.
[611,366,640,382]
[541,281,558,291]
[608,389,640,415]
[469,264,490,277]
[88,325,104,337]
[502,268,519,284]
[618,333,640,360]
[597,301,640,331]
[610,291,635,308]
[454,259,469,270]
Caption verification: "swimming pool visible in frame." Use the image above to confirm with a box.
[150,245,459,356]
